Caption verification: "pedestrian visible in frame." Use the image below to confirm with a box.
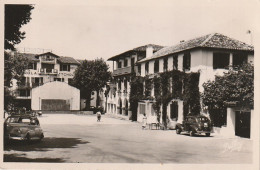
[97,110,101,122]
[142,113,147,130]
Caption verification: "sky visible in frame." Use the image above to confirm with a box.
[15,0,258,65]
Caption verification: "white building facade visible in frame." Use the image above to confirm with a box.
[104,33,254,138]
[11,52,81,111]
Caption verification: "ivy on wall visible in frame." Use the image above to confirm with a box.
[129,69,201,125]
[129,73,144,121]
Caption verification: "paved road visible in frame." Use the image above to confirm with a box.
[4,114,253,163]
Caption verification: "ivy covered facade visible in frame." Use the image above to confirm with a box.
[104,33,254,134]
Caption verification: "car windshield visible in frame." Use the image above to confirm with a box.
[8,117,33,124]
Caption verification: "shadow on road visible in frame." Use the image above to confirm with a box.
[4,137,90,152]
[4,153,65,162]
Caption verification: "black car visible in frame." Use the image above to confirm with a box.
[175,115,213,137]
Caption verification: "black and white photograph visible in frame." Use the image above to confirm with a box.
[1,0,259,169]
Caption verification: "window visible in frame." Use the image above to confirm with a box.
[163,57,168,71]
[233,53,248,67]
[213,52,230,69]
[42,63,54,73]
[19,89,30,97]
[183,52,191,71]
[32,77,43,87]
[28,62,37,70]
[54,78,64,82]
[124,79,127,92]
[60,64,70,71]
[118,80,121,91]
[124,59,128,67]
[170,102,178,120]
[173,55,178,70]
[138,64,141,74]
[131,58,135,66]
[118,61,122,69]
[154,60,159,73]
[145,62,149,75]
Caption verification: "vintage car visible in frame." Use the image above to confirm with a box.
[4,114,44,141]
[175,115,213,137]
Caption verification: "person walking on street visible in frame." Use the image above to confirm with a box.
[97,111,101,122]
[142,113,147,130]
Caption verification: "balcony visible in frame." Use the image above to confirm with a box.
[112,66,131,76]
[39,68,58,75]
[41,58,55,64]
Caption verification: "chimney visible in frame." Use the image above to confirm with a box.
[146,45,154,58]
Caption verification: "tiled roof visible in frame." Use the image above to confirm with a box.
[58,56,80,65]
[35,52,60,58]
[138,33,254,63]
[15,53,39,62]
[107,44,164,61]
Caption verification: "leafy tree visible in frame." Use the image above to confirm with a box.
[4,52,29,110]
[202,63,254,126]
[4,5,33,111]
[72,58,111,109]
[5,4,34,50]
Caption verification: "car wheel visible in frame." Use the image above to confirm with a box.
[26,134,31,142]
[205,133,210,137]
[190,131,195,137]
[176,127,181,134]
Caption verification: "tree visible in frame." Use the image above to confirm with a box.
[202,63,254,126]
[72,58,111,109]
[4,5,34,111]
[4,52,29,110]
[5,4,34,50]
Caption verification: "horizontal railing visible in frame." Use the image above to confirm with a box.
[112,66,131,76]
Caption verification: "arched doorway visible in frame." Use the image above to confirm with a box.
[125,99,128,116]
[118,98,122,115]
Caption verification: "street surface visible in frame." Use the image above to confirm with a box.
[4,113,253,163]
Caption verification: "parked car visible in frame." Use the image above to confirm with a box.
[175,115,213,137]
[4,114,44,142]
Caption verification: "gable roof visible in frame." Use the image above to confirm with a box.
[138,33,254,63]
[107,44,164,61]
[35,52,60,58]
[57,56,80,65]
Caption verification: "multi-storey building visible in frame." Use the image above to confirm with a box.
[10,52,81,111]
[104,33,254,138]
[105,44,164,119]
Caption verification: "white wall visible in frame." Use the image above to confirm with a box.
[149,60,155,74]
[31,81,80,110]
[141,63,145,76]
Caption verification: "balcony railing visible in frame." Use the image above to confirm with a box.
[39,68,58,74]
[112,66,131,76]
